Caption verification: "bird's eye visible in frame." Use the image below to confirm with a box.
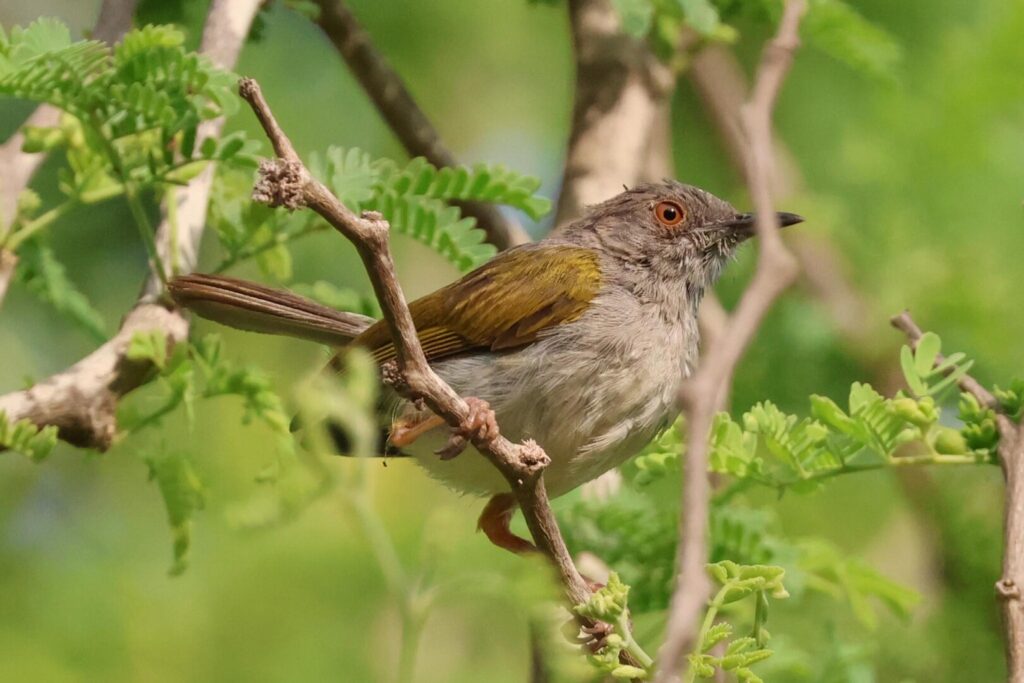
[654,200,685,227]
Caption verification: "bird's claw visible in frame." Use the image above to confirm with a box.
[435,433,468,460]
[462,397,499,441]
[580,621,615,653]
[434,397,498,461]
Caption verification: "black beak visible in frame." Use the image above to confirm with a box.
[729,211,805,231]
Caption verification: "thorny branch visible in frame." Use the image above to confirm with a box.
[237,78,609,623]
[890,310,1024,682]
[654,2,807,681]
[0,0,262,448]
[309,0,530,250]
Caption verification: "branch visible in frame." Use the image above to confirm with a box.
[0,0,262,449]
[654,3,806,681]
[687,44,878,352]
[554,0,676,227]
[309,0,529,250]
[237,78,598,614]
[998,418,1024,683]
[889,309,1024,680]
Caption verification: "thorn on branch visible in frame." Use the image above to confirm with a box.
[998,579,1021,601]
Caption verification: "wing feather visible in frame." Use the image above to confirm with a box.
[355,244,602,364]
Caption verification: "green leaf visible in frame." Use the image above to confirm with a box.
[14,239,108,342]
[803,0,902,82]
[678,0,723,36]
[126,329,169,370]
[0,410,59,461]
[913,332,941,376]
[143,450,205,576]
[575,571,630,622]
[994,380,1024,420]
[611,0,655,37]
[2,18,72,61]
[309,147,552,272]
[702,622,733,652]
[0,20,244,192]
[899,344,928,397]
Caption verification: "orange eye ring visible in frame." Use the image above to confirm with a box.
[654,200,685,227]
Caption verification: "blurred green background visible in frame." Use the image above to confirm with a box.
[0,0,1020,681]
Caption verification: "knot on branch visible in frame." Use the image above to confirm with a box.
[358,209,391,248]
[238,77,259,102]
[253,158,305,210]
[379,359,402,387]
[514,439,550,476]
[997,579,1021,601]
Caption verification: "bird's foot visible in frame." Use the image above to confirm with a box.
[462,397,499,441]
[434,397,499,460]
[478,492,536,554]
[580,621,615,653]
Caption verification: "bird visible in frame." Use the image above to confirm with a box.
[168,180,803,553]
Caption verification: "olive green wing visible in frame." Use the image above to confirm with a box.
[353,244,603,365]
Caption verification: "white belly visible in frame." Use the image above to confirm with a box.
[396,301,694,498]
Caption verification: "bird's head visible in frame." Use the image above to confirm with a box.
[564,180,803,290]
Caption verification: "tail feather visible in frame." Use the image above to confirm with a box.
[169,273,373,347]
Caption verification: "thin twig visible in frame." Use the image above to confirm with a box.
[997,420,1024,683]
[237,78,600,614]
[309,0,529,250]
[688,44,875,352]
[0,0,262,449]
[654,3,807,681]
[689,37,999,662]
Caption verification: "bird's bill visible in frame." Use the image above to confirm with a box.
[725,211,804,238]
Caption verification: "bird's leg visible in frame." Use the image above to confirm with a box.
[393,397,498,453]
[389,414,445,447]
[478,492,536,554]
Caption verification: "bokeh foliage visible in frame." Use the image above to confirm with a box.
[0,0,1021,681]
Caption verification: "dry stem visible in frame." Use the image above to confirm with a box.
[654,3,807,681]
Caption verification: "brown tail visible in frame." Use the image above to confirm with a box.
[168,274,374,347]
